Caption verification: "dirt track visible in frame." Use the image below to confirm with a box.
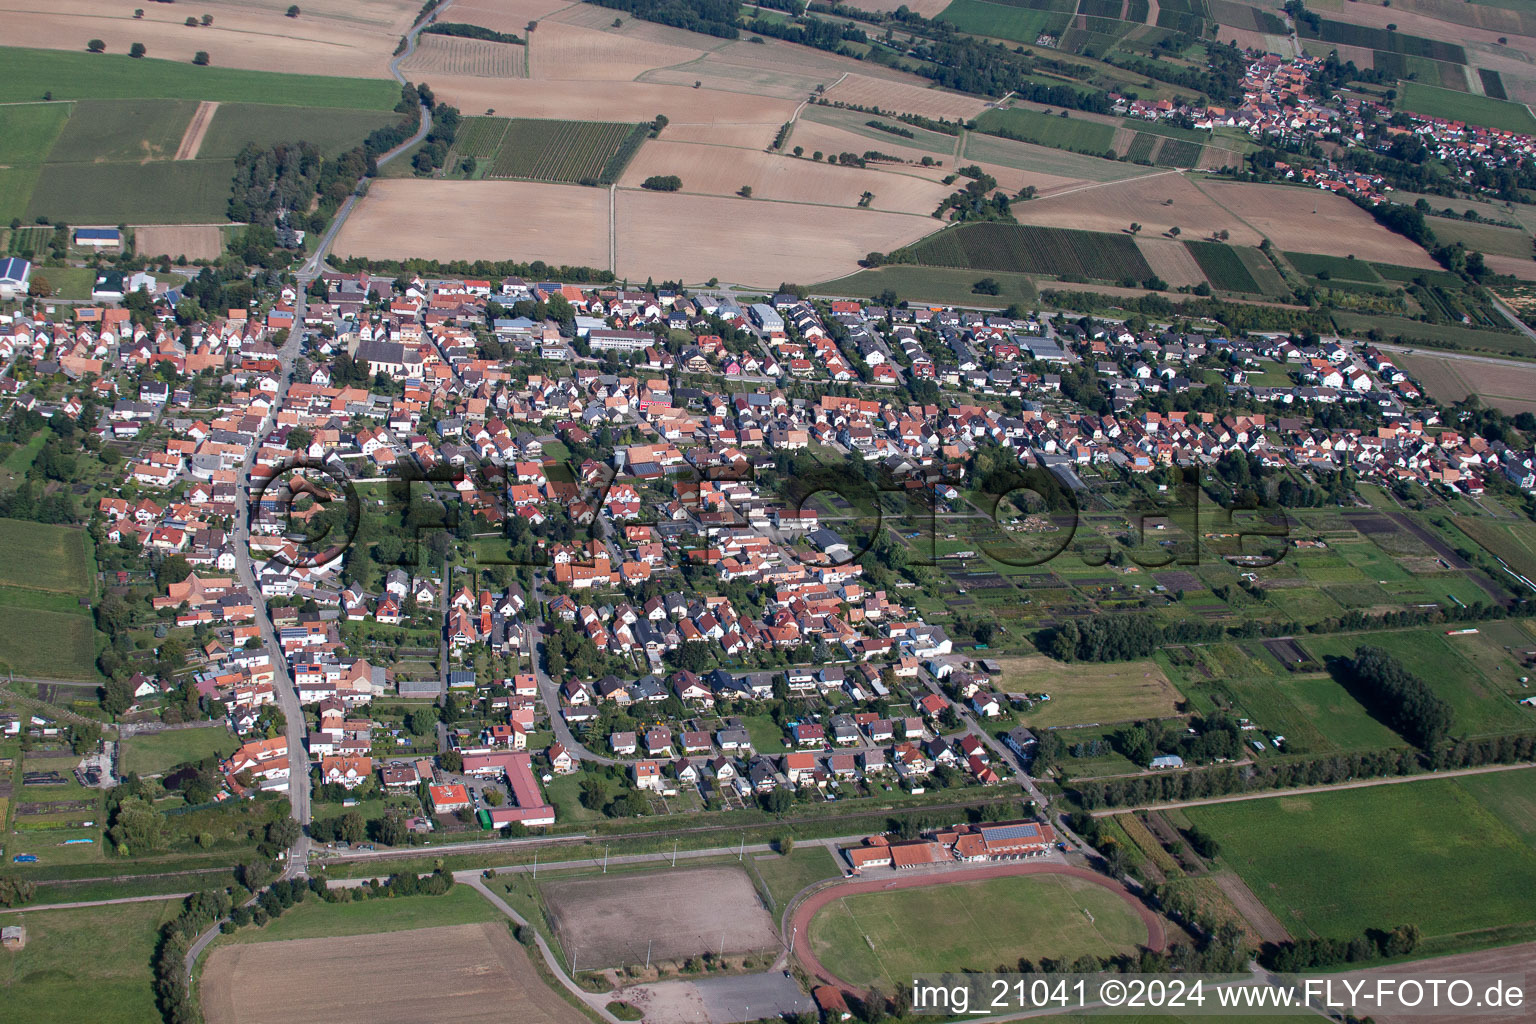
[787,862,1166,996]
[174,102,219,161]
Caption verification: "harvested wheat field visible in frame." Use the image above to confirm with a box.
[615,189,935,285]
[134,224,225,260]
[1013,171,1262,243]
[452,0,573,35]
[662,122,782,148]
[530,22,705,81]
[640,52,831,100]
[824,74,988,121]
[620,141,951,214]
[335,179,611,266]
[840,0,952,16]
[2,0,413,78]
[1395,352,1536,417]
[1194,179,1440,265]
[201,922,585,1024]
[401,35,527,78]
[1482,254,1536,282]
[786,121,956,173]
[426,76,798,126]
[1138,236,1209,288]
[542,867,778,970]
[174,101,219,161]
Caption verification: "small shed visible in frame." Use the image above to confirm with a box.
[1,925,25,950]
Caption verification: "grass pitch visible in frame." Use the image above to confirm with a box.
[1186,775,1536,947]
[809,874,1146,989]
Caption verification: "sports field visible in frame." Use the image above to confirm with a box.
[1186,773,1536,947]
[808,873,1148,989]
[0,898,180,1024]
[541,866,778,968]
[1398,82,1536,134]
[994,655,1182,727]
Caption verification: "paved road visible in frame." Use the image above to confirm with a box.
[182,0,449,990]
[527,573,619,765]
[1088,759,1536,816]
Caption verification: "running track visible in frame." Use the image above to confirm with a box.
[787,862,1166,996]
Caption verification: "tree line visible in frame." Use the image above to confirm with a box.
[1344,645,1454,749]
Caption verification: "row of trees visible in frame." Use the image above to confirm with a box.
[1345,645,1454,749]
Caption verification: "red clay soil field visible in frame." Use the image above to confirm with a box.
[201,922,587,1024]
[787,861,1167,995]
[541,866,779,970]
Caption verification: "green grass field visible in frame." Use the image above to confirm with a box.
[1453,518,1536,580]
[996,655,1182,727]
[1398,82,1536,134]
[937,0,1074,44]
[962,130,1150,182]
[196,103,405,159]
[0,103,72,164]
[1187,775,1536,947]
[817,264,1038,306]
[808,874,1147,989]
[43,98,196,163]
[1222,673,1404,754]
[0,165,44,226]
[0,519,92,593]
[26,159,236,225]
[0,898,180,1024]
[0,48,399,109]
[218,885,501,944]
[974,106,1117,153]
[120,726,238,777]
[1301,628,1536,740]
[0,607,99,679]
[1284,251,1384,282]
[751,845,844,909]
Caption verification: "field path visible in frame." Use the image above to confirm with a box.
[174,101,219,161]
[1088,759,1536,817]
[786,861,1166,997]
[1210,870,1291,944]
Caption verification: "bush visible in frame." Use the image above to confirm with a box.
[193,51,210,65]
[129,42,146,58]
[87,39,105,52]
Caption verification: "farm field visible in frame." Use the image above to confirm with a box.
[120,725,238,778]
[808,874,1147,990]
[0,103,71,165]
[800,104,960,156]
[423,75,800,126]
[994,655,1182,727]
[901,222,1155,282]
[937,0,1074,43]
[618,141,951,213]
[133,224,226,261]
[1426,218,1536,260]
[203,920,586,1024]
[26,159,236,225]
[531,20,705,82]
[817,264,1039,306]
[1135,237,1209,288]
[1307,627,1536,739]
[1284,251,1384,282]
[1191,178,1442,265]
[333,179,612,268]
[1186,774,1536,950]
[195,104,403,159]
[614,189,937,285]
[0,48,401,108]
[485,119,645,185]
[1451,518,1536,582]
[44,98,197,163]
[400,33,529,79]
[0,0,416,81]
[541,866,777,968]
[0,519,92,595]
[1398,82,1536,133]
[1010,171,1263,243]
[0,899,180,1024]
[823,74,989,122]
[961,131,1151,184]
[973,107,1118,153]
[1184,240,1263,292]
[1334,311,1536,359]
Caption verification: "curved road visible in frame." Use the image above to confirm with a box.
[785,861,1167,996]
